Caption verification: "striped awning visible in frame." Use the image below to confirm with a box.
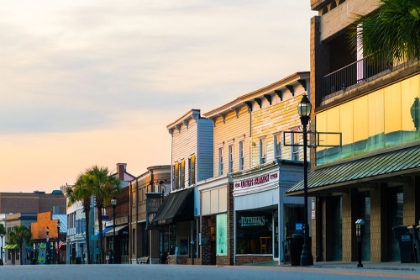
[4,244,19,249]
[286,145,420,195]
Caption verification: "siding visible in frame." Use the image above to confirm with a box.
[212,106,251,177]
[197,118,214,182]
[251,85,307,167]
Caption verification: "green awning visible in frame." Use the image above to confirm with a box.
[286,145,420,195]
[4,244,19,249]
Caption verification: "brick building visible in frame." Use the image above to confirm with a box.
[0,191,66,214]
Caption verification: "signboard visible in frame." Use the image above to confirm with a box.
[240,216,267,227]
[37,243,47,264]
[234,172,277,189]
[146,193,162,228]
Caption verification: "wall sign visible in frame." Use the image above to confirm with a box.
[240,216,267,227]
[234,172,277,189]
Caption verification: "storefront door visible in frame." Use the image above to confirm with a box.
[358,192,371,261]
[331,196,342,261]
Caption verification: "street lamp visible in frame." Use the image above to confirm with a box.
[297,94,313,266]
[46,227,50,264]
[111,196,117,264]
[56,219,61,264]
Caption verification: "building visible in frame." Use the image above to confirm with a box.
[287,0,420,263]
[200,72,310,265]
[150,109,213,265]
[0,191,66,214]
[128,165,171,264]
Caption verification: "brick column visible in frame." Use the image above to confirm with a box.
[200,216,211,265]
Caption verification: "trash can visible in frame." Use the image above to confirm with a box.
[287,234,303,266]
[160,252,168,264]
[407,225,420,263]
[392,225,414,263]
[0,258,3,266]
[75,257,81,264]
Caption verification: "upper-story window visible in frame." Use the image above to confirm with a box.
[228,145,233,173]
[291,131,300,161]
[188,154,196,186]
[259,137,266,164]
[180,159,185,189]
[238,141,244,170]
[173,162,179,190]
[274,133,282,159]
[218,147,223,176]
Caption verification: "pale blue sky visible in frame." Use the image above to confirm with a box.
[0,1,315,192]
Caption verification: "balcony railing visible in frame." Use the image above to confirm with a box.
[321,56,392,103]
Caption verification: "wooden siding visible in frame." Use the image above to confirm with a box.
[251,85,307,167]
[197,118,214,182]
[171,119,198,188]
[213,105,251,177]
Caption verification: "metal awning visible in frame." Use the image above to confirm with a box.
[286,145,420,196]
[151,188,194,226]
[97,227,113,237]
[105,225,128,237]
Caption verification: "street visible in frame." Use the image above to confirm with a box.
[1,264,419,280]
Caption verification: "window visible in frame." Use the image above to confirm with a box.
[274,134,282,159]
[173,162,179,190]
[180,159,185,189]
[292,131,300,161]
[132,228,136,254]
[259,137,266,164]
[228,145,233,173]
[238,141,244,170]
[188,154,196,186]
[218,148,223,175]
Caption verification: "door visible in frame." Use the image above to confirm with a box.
[331,196,342,261]
[388,187,403,261]
[358,192,371,261]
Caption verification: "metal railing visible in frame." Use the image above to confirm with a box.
[321,56,392,103]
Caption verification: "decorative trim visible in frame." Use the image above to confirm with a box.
[183,119,189,128]
[168,128,174,135]
[175,124,181,133]
[264,94,272,105]
[254,98,262,108]
[234,108,240,118]
[237,134,246,141]
[227,138,234,145]
[274,90,283,101]
[245,101,253,112]
[258,135,267,140]
[217,141,225,148]
[286,85,294,96]
[297,79,307,91]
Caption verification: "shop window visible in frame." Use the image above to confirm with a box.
[274,133,282,159]
[228,145,233,173]
[259,137,266,164]
[236,211,273,255]
[188,154,196,186]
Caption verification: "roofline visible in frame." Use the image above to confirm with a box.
[166,109,205,131]
[203,71,310,118]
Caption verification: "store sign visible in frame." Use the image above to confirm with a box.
[240,216,266,227]
[234,172,277,189]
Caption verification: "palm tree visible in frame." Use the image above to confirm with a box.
[350,0,420,65]
[8,225,32,265]
[85,166,121,264]
[65,175,94,264]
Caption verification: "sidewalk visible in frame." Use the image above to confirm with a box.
[245,260,420,271]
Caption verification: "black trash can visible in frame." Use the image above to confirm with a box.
[287,234,303,266]
[392,225,414,263]
[160,252,168,264]
[407,225,420,263]
[75,257,81,264]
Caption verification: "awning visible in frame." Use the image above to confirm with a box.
[286,145,420,196]
[105,225,128,237]
[4,244,19,249]
[97,227,113,237]
[151,188,194,226]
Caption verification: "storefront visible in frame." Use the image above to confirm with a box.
[232,161,306,265]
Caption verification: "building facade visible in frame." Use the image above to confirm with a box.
[287,0,420,263]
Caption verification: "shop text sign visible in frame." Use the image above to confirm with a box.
[240,216,266,227]
[234,172,277,189]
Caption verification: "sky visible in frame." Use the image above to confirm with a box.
[0,1,316,193]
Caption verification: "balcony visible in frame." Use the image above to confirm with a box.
[321,56,393,104]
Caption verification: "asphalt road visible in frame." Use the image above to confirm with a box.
[1,264,419,280]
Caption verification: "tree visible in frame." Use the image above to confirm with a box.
[350,0,420,65]
[84,166,121,264]
[65,174,94,264]
[8,225,32,265]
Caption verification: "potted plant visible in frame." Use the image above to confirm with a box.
[239,242,246,254]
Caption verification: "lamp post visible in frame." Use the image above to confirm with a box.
[46,226,50,264]
[297,94,313,266]
[111,196,117,264]
[1,233,3,260]
[56,219,61,264]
